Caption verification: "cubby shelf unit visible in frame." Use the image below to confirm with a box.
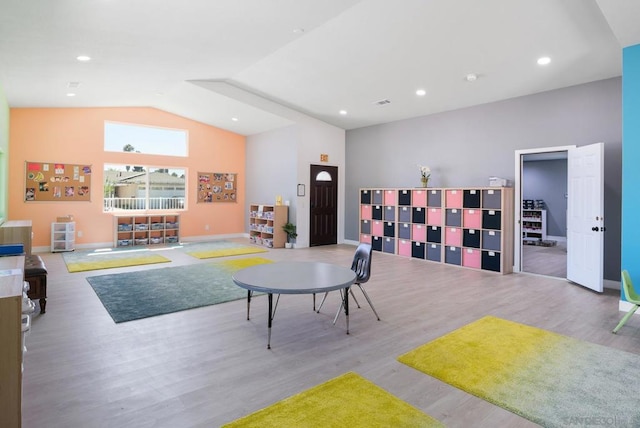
[359,187,514,274]
[522,209,547,243]
[113,213,180,248]
[249,204,288,248]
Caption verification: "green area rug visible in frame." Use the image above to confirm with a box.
[63,248,171,273]
[222,372,443,427]
[86,257,272,323]
[398,316,640,427]
[179,240,267,259]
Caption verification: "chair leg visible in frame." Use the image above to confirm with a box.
[357,284,380,321]
[613,304,639,333]
[316,292,329,313]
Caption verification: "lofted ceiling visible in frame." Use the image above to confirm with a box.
[0,0,638,136]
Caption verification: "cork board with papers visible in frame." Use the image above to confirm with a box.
[24,161,92,202]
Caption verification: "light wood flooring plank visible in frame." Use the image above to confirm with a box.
[20,241,639,428]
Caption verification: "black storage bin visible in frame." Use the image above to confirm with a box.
[463,229,481,248]
[426,226,442,243]
[482,210,502,230]
[481,250,501,272]
[398,190,412,206]
[412,207,426,224]
[383,222,395,237]
[463,190,481,208]
[411,241,426,259]
[372,205,383,220]
[360,190,371,204]
[372,236,383,252]
[398,223,411,239]
[444,246,462,265]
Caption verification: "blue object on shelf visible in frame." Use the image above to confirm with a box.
[0,244,25,256]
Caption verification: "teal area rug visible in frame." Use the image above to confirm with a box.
[398,316,640,427]
[86,257,272,323]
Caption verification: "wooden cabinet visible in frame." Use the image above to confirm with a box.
[249,204,288,248]
[522,209,547,243]
[359,187,513,274]
[51,221,75,252]
[0,220,32,255]
[113,214,180,247]
[0,256,25,428]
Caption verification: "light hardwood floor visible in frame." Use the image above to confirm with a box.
[522,240,567,278]
[21,242,639,427]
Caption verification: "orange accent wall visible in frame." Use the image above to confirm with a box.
[9,107,245,248]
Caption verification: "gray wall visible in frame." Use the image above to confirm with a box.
[345,77,621,280]
[523,159,568,237]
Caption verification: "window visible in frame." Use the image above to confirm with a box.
[104,164,186,211]
[104,122,188,157]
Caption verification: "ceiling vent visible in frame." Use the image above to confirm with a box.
[374,99,391,106]
[67,81,81,88]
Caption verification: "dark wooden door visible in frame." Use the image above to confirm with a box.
[309,164,338,246]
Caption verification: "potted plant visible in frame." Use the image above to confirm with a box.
[282,222,297,248]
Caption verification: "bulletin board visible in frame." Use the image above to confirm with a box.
[197,172,237,203]
[24,161,92,202]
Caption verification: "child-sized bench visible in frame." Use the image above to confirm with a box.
[25,255,47,314]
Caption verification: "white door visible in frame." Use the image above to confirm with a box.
[566,143,604,292]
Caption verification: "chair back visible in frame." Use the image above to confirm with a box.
[351,243,372,284]
[621,270,640,303]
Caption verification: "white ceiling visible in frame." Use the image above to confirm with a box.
[0,0,638,136]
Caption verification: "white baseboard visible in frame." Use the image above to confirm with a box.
[546,235,567,243]
[619,300,639,314]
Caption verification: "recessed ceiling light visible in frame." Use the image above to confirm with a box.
[231,117,238,122]
[465,73,478,82]
[76,55,91,62]
[416,89,426,96]
[66,93,76,97]
[537,56,551,65]
[339,110,348,116]
[293,28,305,34]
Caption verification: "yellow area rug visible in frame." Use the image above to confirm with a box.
[181,241,268,259]
[398,316,640,427]
[63,250,170,273]
[222,372,443,428]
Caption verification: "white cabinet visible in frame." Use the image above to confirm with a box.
[522,209,547,243]
[51,222,75,252]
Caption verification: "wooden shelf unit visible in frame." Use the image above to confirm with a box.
[0,220,32,255]
[249,204,288,248]
[113,213,180,248]
[360,187,514,274]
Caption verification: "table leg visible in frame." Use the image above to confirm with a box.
[246,290,252,320]
[267,293,273,349]
[344,286,350,334]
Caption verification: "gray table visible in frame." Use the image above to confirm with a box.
[232,261,356,349]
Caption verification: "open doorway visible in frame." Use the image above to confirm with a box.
[521,152,568,278]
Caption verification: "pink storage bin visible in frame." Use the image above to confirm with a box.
[360,234,372,244]
[384,190,397,206]
[412,190,427,207]
[412,224,426,241]
[427,208,442,226]
[360,204,372,220]
[398,240,411,257]
[372,221,384,236]
[463,209,481,228]
[445,227,462,247]
[445,190,463,208]
[462,248,481,269]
